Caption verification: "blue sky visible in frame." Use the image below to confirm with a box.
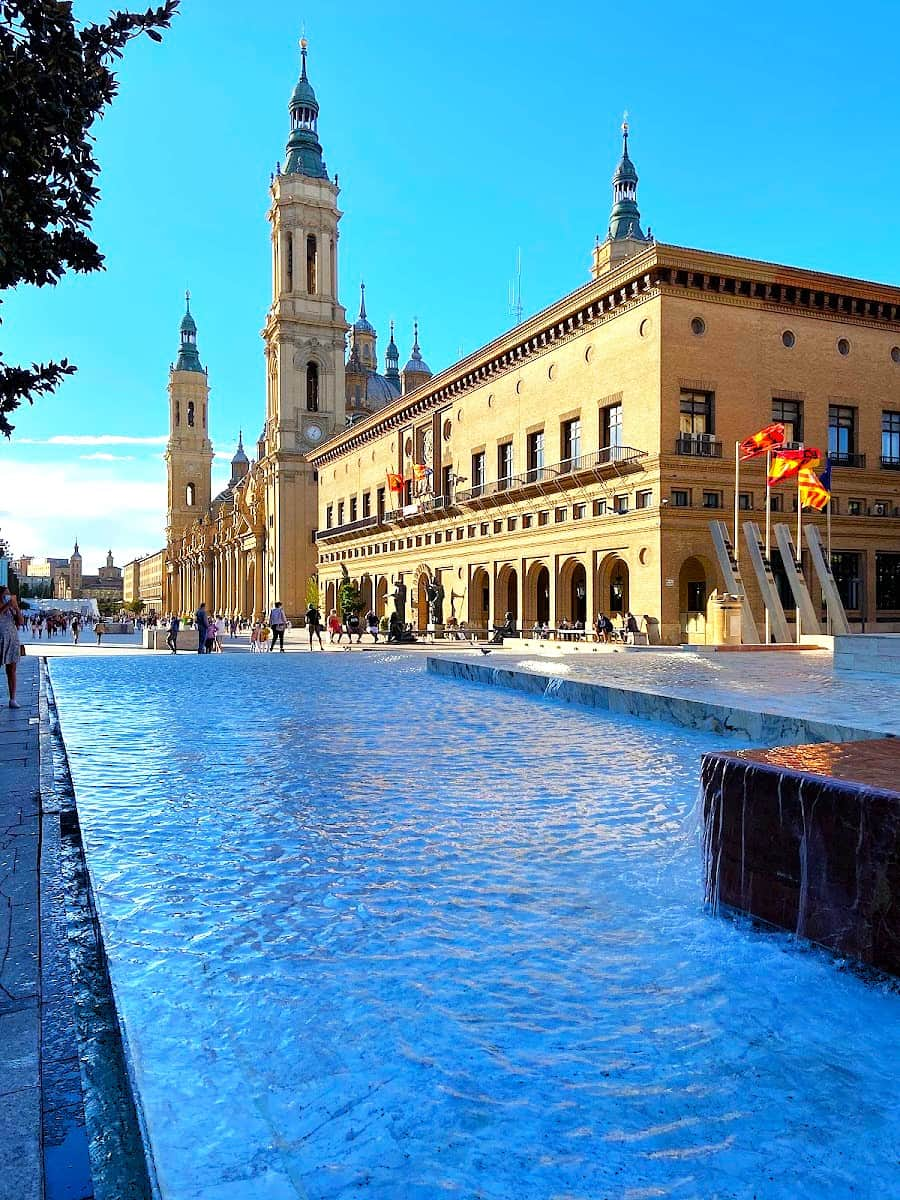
[3,0,899,571]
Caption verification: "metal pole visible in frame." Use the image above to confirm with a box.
[796,479,803,643]
[764,450,771,644]
[734,442,741,564]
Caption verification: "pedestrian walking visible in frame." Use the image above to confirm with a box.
[94,619,108,646]
[305,603,324,650]
[268,601,287,652]
[327,608,342,643]
[195,603,209,653]
[0,586,23,708]
[166,615,180,653]
[71,617,81,645]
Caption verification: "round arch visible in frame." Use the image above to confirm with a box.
[495,563,519,625]
[597,554,630,618]
[679,554,717,643]
[375,576,388,620]
[358,573,373,614]
[411,563,432,631]
[469,567,490,630]
[525,561,551,627]
[558,557,587,626]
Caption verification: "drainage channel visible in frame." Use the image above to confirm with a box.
[40,661,156,1200]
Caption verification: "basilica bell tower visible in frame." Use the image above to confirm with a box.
[259,39,348,614]
[165,294,213,544]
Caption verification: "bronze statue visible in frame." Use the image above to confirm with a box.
[426,576,445,625]
[392,575,407,624]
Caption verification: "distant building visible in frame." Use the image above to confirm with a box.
[122,550,165,613]
[53,543,124,605]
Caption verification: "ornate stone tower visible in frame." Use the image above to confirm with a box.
[164,294,213,544]
[260,38,348,614]
[401,323,432,395]
[591,119,654,279]
[69,540,82,597]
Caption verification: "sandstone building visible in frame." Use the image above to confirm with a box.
[144,39,900,640]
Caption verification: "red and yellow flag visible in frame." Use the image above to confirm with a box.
[767,447,821,486]
[386,472,405,493]
[739,422,786,460]
[798,466,830,511]
[411,462,430,481]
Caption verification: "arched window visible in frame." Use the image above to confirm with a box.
[306,234,317,293]
[187,401,195,427]
[306,362,319,412]
[175,401,180,426]
[286,231,293,292]
[186,482,196,507]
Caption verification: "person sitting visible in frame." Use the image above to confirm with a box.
[347,610,362,643]
[490,611,516,644]
[531,620,541,639]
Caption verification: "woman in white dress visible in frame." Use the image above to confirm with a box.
[0,586,23,709]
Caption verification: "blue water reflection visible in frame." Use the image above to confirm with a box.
[50,654,899,1200]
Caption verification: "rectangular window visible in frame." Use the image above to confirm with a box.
[601,403,623,451]
[679,389,714,435]
[561,417,581,468]
[480,523,489,537]
[635,489,652,509]
[472,451,486,495]
[349,497,358,522]
[770,494,783,513]
[672,489,690,507]
[594,498,608,516]
[404,480,412,505]
[614,494,628,514]
[847,498,864,516]
[377,487,385,521]
[538,510,549,526]
[554,507,567,523]
[507,516,517,531]
[739,492,752,510]
[573,502,586,520]
[702,490,723,509]
[442,464,453,500]
[831,551,862,610]
[876,552,900,609]
[362,491,371,518]
[828,404,857,463]
[325,504,333,529]
[527,430,545,477]
[337,501,345,525]
[772,398,803,444]
[522,514,533,529]
[497,441,513,487]
[882,410,900,466]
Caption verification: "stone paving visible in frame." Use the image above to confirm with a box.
[0,655,42,1200]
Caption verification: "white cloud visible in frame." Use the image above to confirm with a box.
[80,452,135,461]
[19,434,168,446]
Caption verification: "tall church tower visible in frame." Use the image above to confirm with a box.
[260,39,348,613]
[69,540,82,597]
[165,294,213,543]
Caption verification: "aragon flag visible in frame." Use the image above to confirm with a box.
[386,472,405,493]
[412,462,431,481]
[798,466,830,511]
[739,422,786,460]
[767,447,822,486]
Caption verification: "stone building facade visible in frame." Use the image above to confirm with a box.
[53,543,124,605]
[122,550,165,614]
[309,130,900,643]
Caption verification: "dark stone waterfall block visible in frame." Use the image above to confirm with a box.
[701,739,900,976]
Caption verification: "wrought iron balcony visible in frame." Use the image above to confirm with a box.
[881,455,900,470]
[454,446,646,505]
[674,434,723,458]
[829,451,866,468]
[315,514,379,542]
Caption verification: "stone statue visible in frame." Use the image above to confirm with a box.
[426,577,445,625]
[392,576,407,624]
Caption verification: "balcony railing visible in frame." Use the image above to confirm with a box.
[675,434,723,458]
[881,455,900,470]
[384,495,448,523]
[829,451,866,468]
[455,445,646,504]
[315,514,378,542]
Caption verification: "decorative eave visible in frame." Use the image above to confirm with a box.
[307,242,900,468]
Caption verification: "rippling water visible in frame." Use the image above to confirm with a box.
[50,654,899,1200]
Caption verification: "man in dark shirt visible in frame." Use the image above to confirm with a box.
[195,603,208,654]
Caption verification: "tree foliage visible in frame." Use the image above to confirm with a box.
[0,0,179,436]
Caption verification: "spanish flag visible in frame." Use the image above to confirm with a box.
[767,447,822,486]
[386,472,405,493]
[412,462,431,481]
[739,422,786,460]
[798,466,830,511]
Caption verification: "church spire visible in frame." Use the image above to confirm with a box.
[176,290,204,372]
[608,116,648,242]
[385,319,400,387]
[283,37,328,179]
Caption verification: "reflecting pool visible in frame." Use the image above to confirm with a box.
[50,654,899,1200]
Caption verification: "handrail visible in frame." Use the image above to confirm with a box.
[315,514,379,542]
[455,445,646,503]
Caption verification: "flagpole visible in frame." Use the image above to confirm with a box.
[734,442,740,564]
[796,476,803,643]
[764,449,771,644]
[826,492,833,635]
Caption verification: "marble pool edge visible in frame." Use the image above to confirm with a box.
[426,656,892,745]
[42,659,162,1200]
